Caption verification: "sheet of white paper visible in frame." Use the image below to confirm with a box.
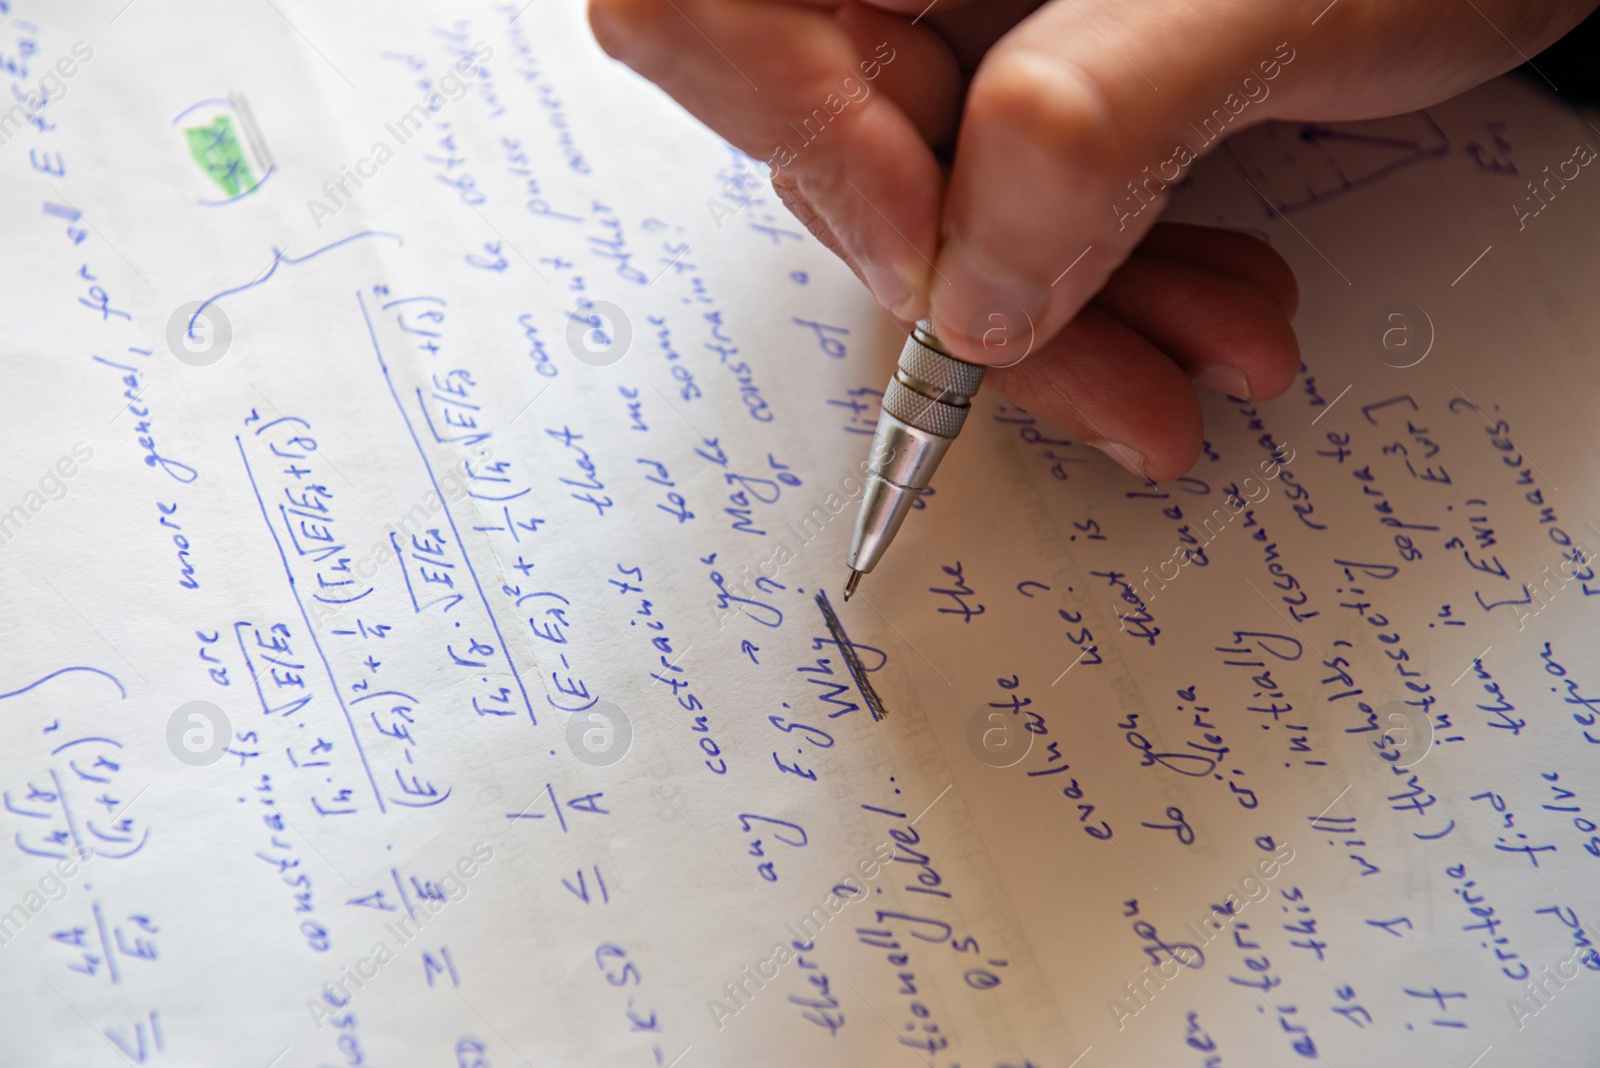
[2,2,1598,1065]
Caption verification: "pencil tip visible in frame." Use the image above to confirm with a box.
[843,570,861,601]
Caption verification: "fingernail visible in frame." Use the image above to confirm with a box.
[1194,364,1251,400]
[862,264,920,322]
[935,234,1049,362]
[1090,441,1146,479]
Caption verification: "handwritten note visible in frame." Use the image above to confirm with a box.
[2,2,1598,1064]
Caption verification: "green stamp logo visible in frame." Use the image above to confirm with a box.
[173,96,274,205]
[184,115,257,199]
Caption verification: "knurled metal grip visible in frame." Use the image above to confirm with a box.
[882,378,970,438]
[882,320,985,438]
[899,334,987,398]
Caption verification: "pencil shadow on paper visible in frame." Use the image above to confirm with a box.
[813,590,889,722]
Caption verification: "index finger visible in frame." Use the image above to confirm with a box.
[589,0,958,318]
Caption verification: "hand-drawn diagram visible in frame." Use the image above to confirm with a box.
[1226,112,1450,215]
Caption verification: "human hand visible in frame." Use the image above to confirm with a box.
[590,0,1596,478]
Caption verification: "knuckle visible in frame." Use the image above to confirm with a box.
[967,48,1116,161]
